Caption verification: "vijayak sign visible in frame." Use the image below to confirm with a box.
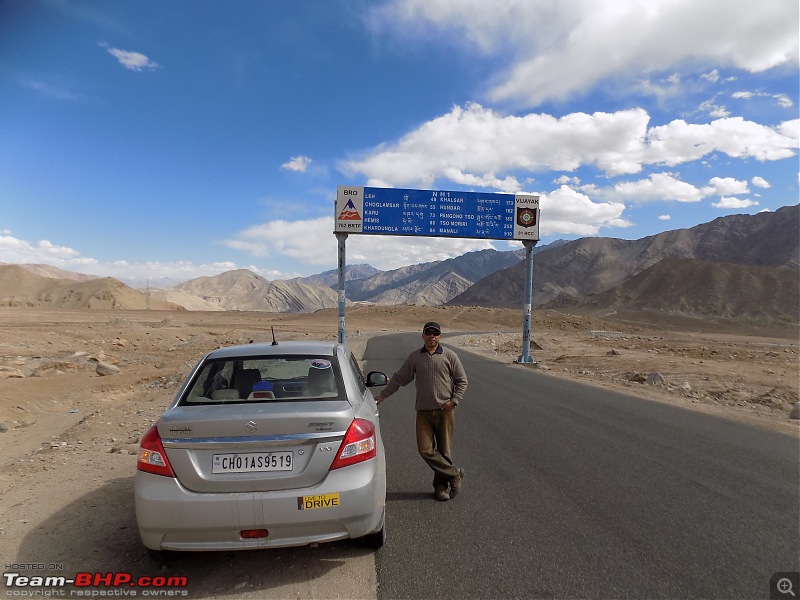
[335,186,539,241]
[333,185,541,356]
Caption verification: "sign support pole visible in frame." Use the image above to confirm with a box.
[336,232,348,344]
[517,239,538,364]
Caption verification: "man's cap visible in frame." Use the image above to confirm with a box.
[423,321,441,334]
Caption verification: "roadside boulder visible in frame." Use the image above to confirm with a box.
[627,372,647,384]
[96,362,120,376]
[790,402,800,420]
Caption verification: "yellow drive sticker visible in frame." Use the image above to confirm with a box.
[297,493,341,510]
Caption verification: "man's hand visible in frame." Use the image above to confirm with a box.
[374,394,384,405]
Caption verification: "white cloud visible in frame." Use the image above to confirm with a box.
[554,175,580,186]
[658,215,671,221]
[712,197,760,209]
[633,74,684,103]
[0,235,83,263]
[644,117,799,165]
[775,94,794,109]
[226,217,333,262]
[538,186,631,235]
[224,216,496,270]
[751,176,771,189]
[342,104,799,188]
[22,80,86,102]
[441,169,522,193]
[100,43,160,71]
[698,98,730,119]
[343,104,653,183]
[609,172,705,204]
[281,155,313,172]
[598,173,771,205]
[370,0,799,107]
[733,90,795,109]
[779,119,800,139]
[704,176,749,196]
[0,233,279,286]
[222,184,631,269]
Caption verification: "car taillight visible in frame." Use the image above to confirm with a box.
[241,529,269,539]
[137,426,175,477]
[330,419,376,470]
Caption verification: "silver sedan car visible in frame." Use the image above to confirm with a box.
[135,340,388,556]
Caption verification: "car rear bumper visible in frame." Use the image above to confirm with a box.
[135,458,385,551]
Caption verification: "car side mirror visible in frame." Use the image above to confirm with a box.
[365,371,388,387]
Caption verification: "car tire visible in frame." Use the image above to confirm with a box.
[146,548,177,563]
[360,512,386,549]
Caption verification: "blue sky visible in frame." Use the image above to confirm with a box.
[1,0,798,287]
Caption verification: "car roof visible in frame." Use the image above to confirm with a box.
[205,340,345,360]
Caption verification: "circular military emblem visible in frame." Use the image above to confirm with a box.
[517,208,537,228]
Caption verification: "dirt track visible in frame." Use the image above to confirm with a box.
[0,305,797,598]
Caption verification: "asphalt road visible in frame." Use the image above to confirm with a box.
[364,333,800,600]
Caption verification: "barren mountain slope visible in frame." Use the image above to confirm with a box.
[292,263,382,288]
[349,248,524,304]
[174,268,340,312]
[0,265,179,310]
[451,205,800,310]
[174,268,269,303]
[10,263,97,281]
[367,271,474,305]
[574,258,800,326]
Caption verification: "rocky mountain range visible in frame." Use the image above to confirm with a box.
[576,258,799,325]
[171,269,341,313]
[0,265,180,310]
[157,248,527,311]
[292,264,382,288]
[0,263,97,282]
[451,205,799,320]
[1,206,797,326]
[345,249,526,305]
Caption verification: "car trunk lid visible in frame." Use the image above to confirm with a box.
[157,400,354,493]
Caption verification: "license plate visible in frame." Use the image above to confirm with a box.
[212,451,293,473]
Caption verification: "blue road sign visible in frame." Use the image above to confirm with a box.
[335,186,539,241]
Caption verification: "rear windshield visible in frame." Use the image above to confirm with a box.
[181,355,343,405]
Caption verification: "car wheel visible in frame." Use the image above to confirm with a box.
[146,548,177,563]
[360,513,386,549]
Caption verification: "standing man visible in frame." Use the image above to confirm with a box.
[375,321,468,502]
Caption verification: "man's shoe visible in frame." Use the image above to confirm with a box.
[449,468,465,498]
[434,486,450,502]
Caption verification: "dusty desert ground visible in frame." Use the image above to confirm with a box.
[0,305,797,598]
